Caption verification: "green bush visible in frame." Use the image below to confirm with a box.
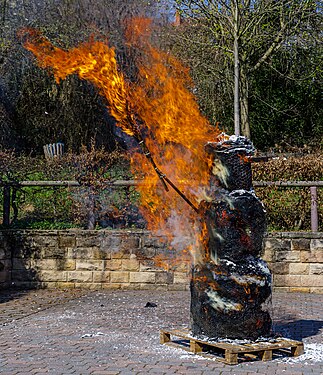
[1,150,322,231]
[0,147,138,230]
[252,153,323,231]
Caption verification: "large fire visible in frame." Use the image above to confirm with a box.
[22,19,220,265]
[22,20,274,341]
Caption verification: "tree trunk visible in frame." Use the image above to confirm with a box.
[233,0,240,136]
[240,67,250,139]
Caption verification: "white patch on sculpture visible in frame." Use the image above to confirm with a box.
[206,289,242,312]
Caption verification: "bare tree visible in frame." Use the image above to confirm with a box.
[175,0,320,138]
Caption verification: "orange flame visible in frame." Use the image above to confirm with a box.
[22,19,221,266]
[21,28,134,137]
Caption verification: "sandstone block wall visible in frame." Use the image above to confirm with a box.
[0,230,190,291]
[263,232,323,293]
[0,230,322,292]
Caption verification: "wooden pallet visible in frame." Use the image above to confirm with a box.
[160,329,304,365]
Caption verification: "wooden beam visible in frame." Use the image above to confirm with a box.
[0,180,321,188]
[253,181,323,187]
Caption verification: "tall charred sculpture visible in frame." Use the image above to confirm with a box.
[191,136,272,340]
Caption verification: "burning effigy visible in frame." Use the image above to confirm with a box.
[191,134,272,340]
[22,20,272,341]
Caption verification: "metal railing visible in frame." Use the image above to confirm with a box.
[1,180,141,228]
[253,181,322,232]
[1,180,322,231]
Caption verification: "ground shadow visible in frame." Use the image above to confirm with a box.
[0,288,32,304]
[0,230,40,301]
[273,319,323,340]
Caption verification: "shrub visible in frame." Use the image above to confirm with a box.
[252,153,323,231]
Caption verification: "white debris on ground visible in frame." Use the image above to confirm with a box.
[178,353,212,361]
[276,342,323,364]
[166,342,323,365]
[175,341,323,364]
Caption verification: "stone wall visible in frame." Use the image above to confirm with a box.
[0,229,190,291]
[0,230,322,292]
[263,232,323,293]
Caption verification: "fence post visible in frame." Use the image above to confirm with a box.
[3,185,11,226]
[310,186,318,232]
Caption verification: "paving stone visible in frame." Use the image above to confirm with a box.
[0,289,322,374]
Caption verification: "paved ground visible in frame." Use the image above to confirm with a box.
[0,289,322,375]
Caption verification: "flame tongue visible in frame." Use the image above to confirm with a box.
[23,29,134,137]
[22,21,221,265]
